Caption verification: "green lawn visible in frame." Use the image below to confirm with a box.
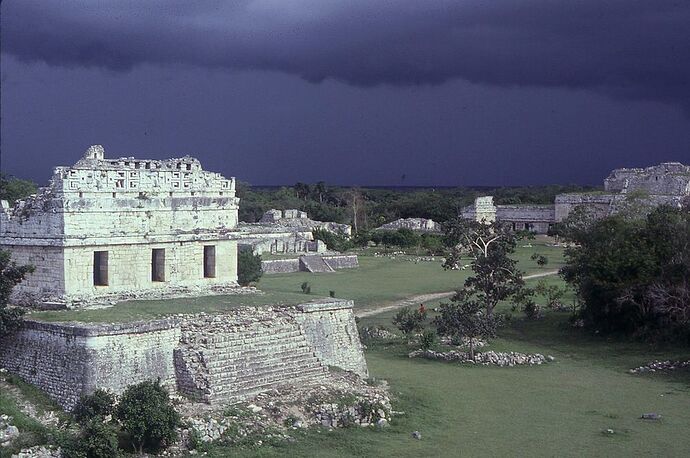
[258,240,564,310]
[30,240,562,323]
[29,290,309,323]
[10,239,690,456]
[201,282,690,458]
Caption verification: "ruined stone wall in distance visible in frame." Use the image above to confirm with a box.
[295,300,369,378]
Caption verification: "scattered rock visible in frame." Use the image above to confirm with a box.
[630,360,690,374]
[11,445,61,457]
[411,431,422,440]
[409,349,549,367]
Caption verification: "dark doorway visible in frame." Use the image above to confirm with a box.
[203,245,216,278]
[152,248,165,282]
[93,251,109,286]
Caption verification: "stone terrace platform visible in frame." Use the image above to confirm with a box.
[0,299,368,410]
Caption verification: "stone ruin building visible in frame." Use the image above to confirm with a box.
[0,145,240,306]
[0,145,370,413]
[375,217,441,233]
[462,162,690,233]
[236,208,351,255]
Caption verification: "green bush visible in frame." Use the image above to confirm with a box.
[237,247,263,286]
[61,420,119,458]
[392,307,427,335]
[73,389,115,425]
[312,228,354,252]
[419,330,437,350]
[115,380,180,454]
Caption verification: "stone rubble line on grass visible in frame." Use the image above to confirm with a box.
[629,360,690,373]
[409,349,555,366]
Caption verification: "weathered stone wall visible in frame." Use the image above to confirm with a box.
[0,245,65,299]
[322,255,359,270]
[261,258,301,274]
[376,218,441,233]
[0,319,180,410]
[604,162,690,195]
[554,193,615,222]
[62,240,238,298]
[261,255,359,274]
[495,205,555,234]
[295,300,368,378]
[0,300,368,409]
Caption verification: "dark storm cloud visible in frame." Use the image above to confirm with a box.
[3,0,690,111]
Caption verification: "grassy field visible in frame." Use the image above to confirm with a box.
[9,239,690,456]
[30,238,563,323]
[256,239,565,310]
[201,278,690,457]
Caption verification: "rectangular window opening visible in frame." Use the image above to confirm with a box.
[152,249,165,282]
[93,251,109,286]
[203,245,216,278]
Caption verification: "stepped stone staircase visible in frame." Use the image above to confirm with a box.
[299,255,335,273]
[175,315,329,403]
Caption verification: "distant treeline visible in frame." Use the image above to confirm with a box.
[238,181,599,230]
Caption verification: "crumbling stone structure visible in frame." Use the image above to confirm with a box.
[462,162,690,232]
[237,209,350,255]
[0,145,240,306]
[375,217,441,233]
[261,254,359,274]
[0,299,368,410]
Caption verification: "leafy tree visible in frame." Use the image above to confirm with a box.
[294,182,311,200]
[561,206,690,340]
[0,249,34,337]
[73,389,116,425]
[392,307,427,335]
[312,227,354,252]
[442,219,526,318]
[0,174,37,205]
[237,247,263,286]
[531,253,548,267]
[434,293,503,358]
[534,280,567,310]
[115,380,180,454]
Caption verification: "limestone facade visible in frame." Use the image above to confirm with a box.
[0,145,240,305]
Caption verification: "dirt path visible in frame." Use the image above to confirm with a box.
[355,270,560,318]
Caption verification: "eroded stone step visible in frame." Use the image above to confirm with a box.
[209,367,329,399]
[203,348,317,369]
[209,361,327,385]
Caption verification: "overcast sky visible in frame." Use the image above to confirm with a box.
[2,1,690,186]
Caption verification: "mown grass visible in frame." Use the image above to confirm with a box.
[204,282,690,457]
[30,240,562,323]
[29,290,309,323]
[257,240,564,310]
